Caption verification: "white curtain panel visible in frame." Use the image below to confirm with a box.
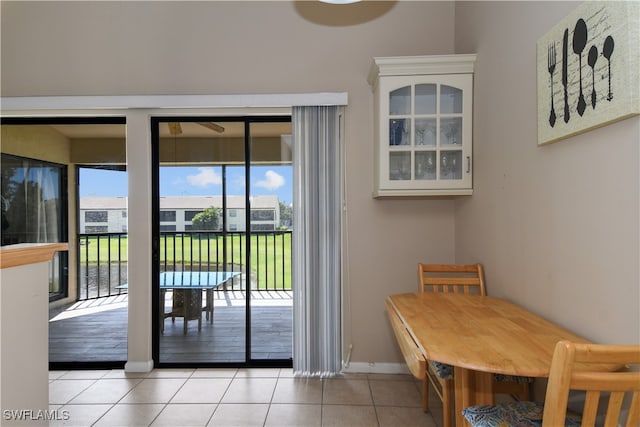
[20,161,60,243]
[292,105,343,377]
[34,165,60,242]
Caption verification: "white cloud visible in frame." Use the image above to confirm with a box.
[186,168,222,187]
[255,170,285,191]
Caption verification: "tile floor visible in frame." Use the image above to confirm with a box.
[48,369,444,426]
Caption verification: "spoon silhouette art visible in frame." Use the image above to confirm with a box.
[588,45,598,109]
[573,18,587,116]
[603,35,615,101]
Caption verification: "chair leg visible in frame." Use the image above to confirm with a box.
[183,291,190,335]
[160,290,165,334]
[422,377,429,412]
[518,383,530,401]
[172,290,181,323]
[442,379,453,427]
[206,289,213,324]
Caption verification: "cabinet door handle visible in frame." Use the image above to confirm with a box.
[466,156,471,173]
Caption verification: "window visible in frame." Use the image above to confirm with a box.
[1,153,68,300]
[86,226,108,233]
[85,211,108,222]
[252,223,275,231]
[122,211,127,218]
[229,209,237,217]
[159,210,176,222]
[185,210,202,221]
[160,225,176,232]
[251,209,275,221]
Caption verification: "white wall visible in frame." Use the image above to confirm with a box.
[454,1,639,345]
[1,1,458,365]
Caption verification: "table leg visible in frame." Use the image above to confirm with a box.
[160,289,166,334]
[454,367,472,427]
[206,289,213,323]
[473,371,494,405]
[453,367,494,426]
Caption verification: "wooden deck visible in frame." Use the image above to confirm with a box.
[49,291,292,364]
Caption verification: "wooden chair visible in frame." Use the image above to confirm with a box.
[462,340,640,427]
[418,263,532,427]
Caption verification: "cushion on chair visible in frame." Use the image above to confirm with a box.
[429,361,454,379]
[430,361,533,384]
[493,373,535,384]
[462,401,581,427]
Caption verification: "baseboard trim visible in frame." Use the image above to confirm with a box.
[124,360,154,373]
[122,359,408,375]
[342,362,410,375]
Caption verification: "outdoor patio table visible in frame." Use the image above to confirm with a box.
[118,271,240,334]
[385,292,609,426]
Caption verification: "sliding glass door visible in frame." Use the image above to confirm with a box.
[248,122,293,362]
[1,153,68,299]
[153,117,292,366]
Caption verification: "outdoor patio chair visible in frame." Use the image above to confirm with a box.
[171,289,203,334]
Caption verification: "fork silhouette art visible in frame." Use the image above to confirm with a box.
[548,43,557,127]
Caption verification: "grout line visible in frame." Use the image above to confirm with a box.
[261,375,279,427]
[89,402,117,427]
[147,403,168,427]
[205,402,220,427]
[367,377,382,426]
[51,370,442,427]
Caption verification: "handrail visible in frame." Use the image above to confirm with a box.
[1,242,68,269]
[77,230,291,300]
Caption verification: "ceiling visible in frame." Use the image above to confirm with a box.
[48,121,291,139]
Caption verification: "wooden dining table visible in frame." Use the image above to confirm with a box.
[385,292,595,426]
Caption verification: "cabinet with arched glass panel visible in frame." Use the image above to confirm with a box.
[368,55,475,197]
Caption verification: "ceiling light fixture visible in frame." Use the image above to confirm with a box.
[318,0,361,4]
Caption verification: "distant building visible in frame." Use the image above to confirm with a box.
[80,197,128,233]
[79,195,280,233]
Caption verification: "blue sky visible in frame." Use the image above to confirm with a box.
[80,165,293,205]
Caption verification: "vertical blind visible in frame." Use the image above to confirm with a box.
[292,106,343,377]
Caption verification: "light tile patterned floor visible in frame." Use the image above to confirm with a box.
[48,369,444,426]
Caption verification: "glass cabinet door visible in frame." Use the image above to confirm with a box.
[389,86,411,115]
[415,151,436,180]
[384,79,469,188]
[440,85,463,114]
[389,151,411,180]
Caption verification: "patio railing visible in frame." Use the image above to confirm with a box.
[77,230,292,300]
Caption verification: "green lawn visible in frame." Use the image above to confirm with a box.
[79,232,292,290]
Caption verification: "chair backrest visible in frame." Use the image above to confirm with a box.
[542,340,640,427]
[418,263,486,296]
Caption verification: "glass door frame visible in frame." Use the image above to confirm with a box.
[151,115,292,368]
[1,115,130,370]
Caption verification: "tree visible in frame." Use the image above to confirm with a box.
[279,201,293,229]
[191,207,221,231]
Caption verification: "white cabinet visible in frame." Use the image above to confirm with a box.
[1,243,68,425]
[368,55,476,197]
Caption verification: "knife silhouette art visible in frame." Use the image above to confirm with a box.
[562,28,570,123]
